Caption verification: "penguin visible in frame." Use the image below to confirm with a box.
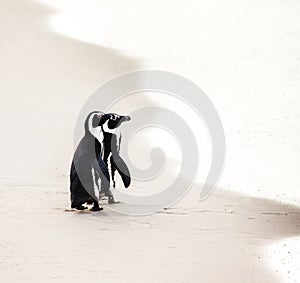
[70,111,111,211]
[101,113,131,204]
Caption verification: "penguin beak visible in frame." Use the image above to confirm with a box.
[123,116,131,122]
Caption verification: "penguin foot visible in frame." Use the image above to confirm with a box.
[108,196,120,204]
[90,200,103,211]
[74,205,88,210]
[90,206,103,212]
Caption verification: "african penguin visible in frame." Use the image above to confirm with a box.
[101,113,131,203]
[70,111,111,211]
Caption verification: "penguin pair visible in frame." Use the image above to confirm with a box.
[70,111,131,211]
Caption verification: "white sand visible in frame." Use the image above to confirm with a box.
[1,0,300,282]
[1,177,299,282]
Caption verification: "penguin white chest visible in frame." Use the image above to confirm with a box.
[90,127,104,146]
[91,167,100,199]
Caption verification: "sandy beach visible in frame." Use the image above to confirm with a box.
[1,176,299,282]
[1,0,300,282]
[0,176,300,282]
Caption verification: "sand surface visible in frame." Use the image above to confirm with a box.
[1,177,300,283]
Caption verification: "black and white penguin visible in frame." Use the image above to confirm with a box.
[101,113,131,203]
[70,111,111,211]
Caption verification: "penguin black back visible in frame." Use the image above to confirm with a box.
[70,111,110,211]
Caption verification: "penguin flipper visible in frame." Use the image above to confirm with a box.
[112,154,131,188]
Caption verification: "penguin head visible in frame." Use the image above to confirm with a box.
[84,111,110,135]
[105,113,131,130]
